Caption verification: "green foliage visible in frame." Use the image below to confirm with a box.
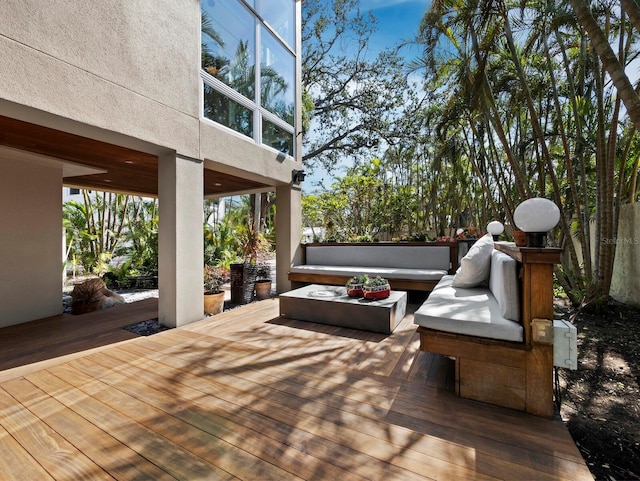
[346,274,369,285]
[104,259,138,289]
[64,195,158,278]
[204,220,239,266]
[364,276,389,287]
[204,264,224,294]
[256,263,271,281]
[302,0,414,170]
[63,193,133,275]
[121,198,158,275]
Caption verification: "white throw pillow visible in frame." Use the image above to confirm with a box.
[451,234,494,288]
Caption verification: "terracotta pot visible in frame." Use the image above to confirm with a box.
[512,230,528,247]
[254,280,272,300]
[204,291,225,315]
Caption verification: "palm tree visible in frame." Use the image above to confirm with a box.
[569,0,640,130]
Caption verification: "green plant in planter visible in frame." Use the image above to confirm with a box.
[364,276,389,287]
[256,263,271,282]
[204,264,225,315]
[346,274,368,297]
[204,264,224,294]
[363,275,390,300]
[254,262,272,300]
[346,274,369,286]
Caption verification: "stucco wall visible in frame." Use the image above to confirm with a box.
[200,122,299,186]
[0,155,62,327]
[610,203,640,307]
[0,0,201,157]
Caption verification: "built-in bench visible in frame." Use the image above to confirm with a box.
[288,242,459,292]
[415,241,562,418]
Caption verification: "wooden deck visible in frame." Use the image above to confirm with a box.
[0,298,159,379]
[0,298,592,480]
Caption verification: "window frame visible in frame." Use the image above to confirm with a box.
[200,0,296,159]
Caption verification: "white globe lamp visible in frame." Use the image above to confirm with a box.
[486,221,504,241]
[513,198,560,247]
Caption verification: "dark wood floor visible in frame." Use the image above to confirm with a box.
[0,298,159,378]
[0,298,592,480]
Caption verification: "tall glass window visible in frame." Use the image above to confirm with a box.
[260,26,294,125]
[202,1,255,99]
[201,0,296,157]
[203,85,253,137]
[263,119,293,154]
[257,0,295,49]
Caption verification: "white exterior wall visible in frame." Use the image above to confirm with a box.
[0,0,201,157]
[610,203,640,307]
[0,1,302,327]
[0,155,62,327]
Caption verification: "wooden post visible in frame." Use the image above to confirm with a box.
[495,244,561,417]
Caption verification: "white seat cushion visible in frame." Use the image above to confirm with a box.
[289,265,448,281]
[414,275,523,342]
[451,234,494,288]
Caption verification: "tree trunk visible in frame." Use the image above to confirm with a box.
[569,0,640,131]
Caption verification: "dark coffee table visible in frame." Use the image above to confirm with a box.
[279,284,407,334]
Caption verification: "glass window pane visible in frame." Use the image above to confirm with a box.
[263,119,293,156]
[257,0,295,48]
[260,27,294,126]
[204,85,253,137]
[202,0,255,100]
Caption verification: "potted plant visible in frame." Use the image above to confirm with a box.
[254,263,272,300]
[345,274,368,297]
[363,276,391,300]
[230,224,260,304]
[204,264,225,315]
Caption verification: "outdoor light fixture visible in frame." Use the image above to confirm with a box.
[292,169,306,184]
[513,197,560,247]
[486,220,504,241]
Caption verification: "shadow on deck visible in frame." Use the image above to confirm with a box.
[0,297,158,380]
[0,297,592,480]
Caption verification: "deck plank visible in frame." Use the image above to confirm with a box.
[0,297,593,481]
[2,377,175,481]
[0,421,56,481]
[0,298,158,371]
[24,368,239,481]
[0,386,113,480]
[106,342,568,480]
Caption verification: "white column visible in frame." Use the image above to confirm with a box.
[275,183,302,293]
[158,152,204,328]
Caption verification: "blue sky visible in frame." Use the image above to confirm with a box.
[303,1,429,193]
[359,0,429,58]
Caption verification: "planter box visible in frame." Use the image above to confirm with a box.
[279,284,407,334]
[363,283,391,300]
[230,263,257,304]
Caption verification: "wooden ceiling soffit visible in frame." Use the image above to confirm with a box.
[1,115,273,197]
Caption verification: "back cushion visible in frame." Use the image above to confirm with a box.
[489,250,520,322]
[451,234,494,288]
[305,245,451,270]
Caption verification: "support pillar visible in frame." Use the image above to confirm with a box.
[158,152,204,328]
[275,183,302,293]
